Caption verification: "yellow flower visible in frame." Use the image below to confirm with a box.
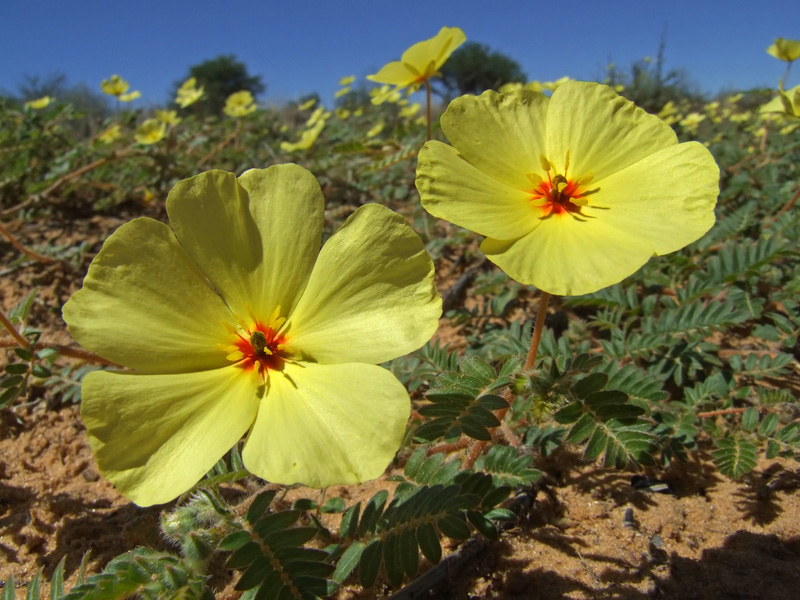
[679,112,706,134]
[280,120,326,152]
[367,26,466,100]
[156,109,181,126]
[97,124,122,144]
[760,84,800,118]
[119,90,141,102]
[134,119,166,145]
[24,96,53,110]
[223,90,257,117]
[335,86,351,98]
[298,98,316,111]
[335,108,351,120]
[101,74,130,96]
[306,106,330,128]
[63,165,441,505]
[175,77,205,108]
[400,103,421,118]
[366,121,385,139]
[767,38,800,62]
[339,75,356,86]
[416,82,719,296]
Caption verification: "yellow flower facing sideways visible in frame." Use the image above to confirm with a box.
[63,165,441,506]
[760,84,800,119]
[24,96,53,110]
[101,74,141,101]
[416,82,720,296]
[767,38,800,62]
[367,26,466,101]
[175,77,205,108]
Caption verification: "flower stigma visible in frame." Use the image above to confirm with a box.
[528,152,603,221]
[223,306,288,378]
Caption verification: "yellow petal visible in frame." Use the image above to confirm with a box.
[417,141,540,239]
[545,81,678,182]
[82,366,261,506]
[481,214,655,296]
[592,141,719,255]
[288,204,440,365]
[62,218,236,373]
[439,90,549,191]
[166,166,323,319]
[242,362,410,487]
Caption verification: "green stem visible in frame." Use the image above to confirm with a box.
[424,80,432,141]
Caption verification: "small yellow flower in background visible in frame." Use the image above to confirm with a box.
[366,121,385,139]
[134,119,166,145]
[370,84,403,105]
[298,98,317,111]
[156,110,181,126]
[335,108,351,120]
[729,110,752,123]
[101,74,130,96]
[767,38,800,62]
[223,90,257,117]
[24,96,53,110]
[400,103,421,118]
[175,77,205,108]
[760,84,800,118]
[367,26,466,102]
[335,87,351,98]
[306,106,330,128]
[416,82,719,296]
[280,120,326,153]
[679,112,706,134]
[97,124,122,144]
[142,188,156,204]
[101,75,141,101]
[339,75,356,86]
[727,93,743,104]
[63,165,441,506]
[119,90,141,103]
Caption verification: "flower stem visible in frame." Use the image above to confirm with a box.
[0,220,55,263]
[0,308,31,349]
[524,291,551,371]
[424,80,432,141]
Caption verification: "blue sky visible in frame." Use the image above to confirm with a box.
[1,0,797,107]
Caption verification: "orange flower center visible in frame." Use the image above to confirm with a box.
[233,323,287,375]
[529,154,600,221]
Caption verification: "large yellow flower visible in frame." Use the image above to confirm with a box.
[367,26,466,99]
[416,82,719,296]
[767,38,800,62]
[63,165,441,506]
[134,118,166,145]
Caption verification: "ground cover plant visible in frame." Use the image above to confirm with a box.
[1,29,799,599]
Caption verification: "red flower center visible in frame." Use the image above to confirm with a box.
[233,322,287,375]
[529,155,600,221]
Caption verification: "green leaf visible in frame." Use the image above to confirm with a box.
[553,402,583,424]
[4,364,29,375]
[573,373,609,398]
[2,574,14,600]
[467,510,498,540]
[416,522,442,564]
[436,515,470,539]
[741,407,759,432]
[383,533,404,587]
[50,556,66,600]
[566,413,596,444]
[358,540,383,588]
[758,413,780,436]
[219,530,252,552]
[358,490,388,536]
[235,556,273,590]
[320,497,345,513]
[331,541,364,583]
[246,490,277,523]
[227,541,263,569]
[399,528,419,578]
[713,437,758,479]
[340,503,361,540]
[253,510,301,538]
